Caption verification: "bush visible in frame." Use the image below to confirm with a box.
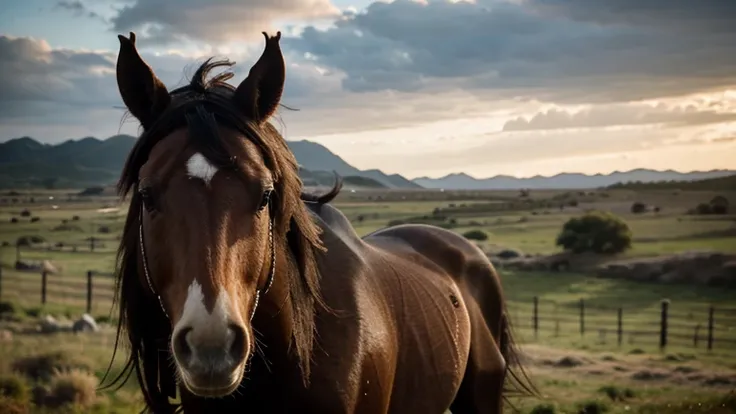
[0,374,30,414]
[11,352,91,383]
[530,403,557,414]
[0,301,16,316]
[19,209,31,217]
[0,374,30,402]
[630,201,647,214]
[694,203,712,215]
[30,217,40,222]
[556,211,632,254]
[598,385,636,401]
[576,400,609,414]
[710,195,729,215]
[463,229,488,241]
[43,369,98,409]
[71,215,80,221]
[0,396,28,414]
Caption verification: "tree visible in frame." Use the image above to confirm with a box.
[463,229,489,241]
[556,210,632,254]
[710,196,729,215]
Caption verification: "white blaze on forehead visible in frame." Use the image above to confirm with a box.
[186,152,218,185]
[174,280,242,351]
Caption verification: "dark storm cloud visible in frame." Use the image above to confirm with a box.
[284,0,736,103]
[0,35,337,123]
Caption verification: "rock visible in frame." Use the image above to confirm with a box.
[72,313,99,333]
[40,315,61,333]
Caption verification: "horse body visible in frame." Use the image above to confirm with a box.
[105,30,532,414]
[176,203,509,413]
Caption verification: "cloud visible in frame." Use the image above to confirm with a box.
[55,0,105,21]
[110,0,340,45]
[526,0,736,34]
[0,35,339,123]
[502,103,736,131]
[284,0,736,103]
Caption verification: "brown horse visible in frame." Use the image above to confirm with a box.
[102,31,534,414]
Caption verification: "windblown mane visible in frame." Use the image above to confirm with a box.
[100,59,337,413]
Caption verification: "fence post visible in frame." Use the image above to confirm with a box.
[659,299,669,350]
[617,307,623,346]
[707,306,714,351]
[579,299,585,336]
[86,271,93,314]
[532,296,539,339]
[0,267,3,300]
[41,271,48,305]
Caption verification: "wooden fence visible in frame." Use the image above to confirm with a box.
[2,268,736,352]
[0,267,115,314]
[507,296,736,351]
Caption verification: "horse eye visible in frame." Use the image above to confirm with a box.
[258,189,272,211]
[139,187,157,213]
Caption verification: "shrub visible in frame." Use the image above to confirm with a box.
[710,195,729,215]
[556,211,632,254]
[568,199,579,207]
[0,374,30,414]
[0,374,30,402]
[0,301,16,316]
[0,396,28,414]
[19,209,31,217]
[630,201,647,214]
[30,217,40,222]
[43,369,98,409]
[497,249,522,259]
[10,218,18,224]
[11,352,91,383]
[576,399,609,414]
[71,215,80,221]
[97,226,111,234]
[463,229,488,241]
[694,203,712,215]
[598,385,637,401]
[530,403,557,414]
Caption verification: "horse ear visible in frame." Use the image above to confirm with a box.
[116,32,171,129]
[233,32,285,123]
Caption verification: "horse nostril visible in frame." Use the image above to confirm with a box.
[174,327,193,361]
[228,323,246,361]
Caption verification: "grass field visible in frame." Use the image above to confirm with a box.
[1,187,735,413]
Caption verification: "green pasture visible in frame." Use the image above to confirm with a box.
[1,188,735,413]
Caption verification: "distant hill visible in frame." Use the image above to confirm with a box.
[413,169,736,190]
[607,173,736,192]
[0,136,419,190]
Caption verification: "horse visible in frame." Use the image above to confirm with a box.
[102,30,535,414]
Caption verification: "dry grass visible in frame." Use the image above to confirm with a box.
[42,368,98,409]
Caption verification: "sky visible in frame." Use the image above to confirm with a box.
[1,0,735,179]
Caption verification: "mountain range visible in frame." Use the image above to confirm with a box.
[0,136,732,190]
[0,136,421,190]
[414,169,736,190]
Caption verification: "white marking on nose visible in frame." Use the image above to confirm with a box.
[174,280,240,364]
[186,152,218,185]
